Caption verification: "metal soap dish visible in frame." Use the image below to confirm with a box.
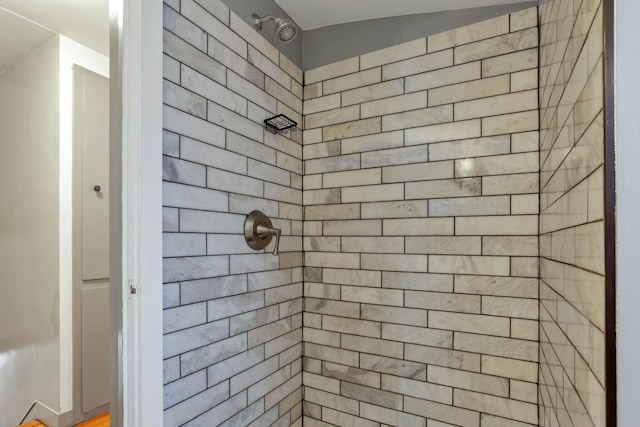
[264,114,297,134]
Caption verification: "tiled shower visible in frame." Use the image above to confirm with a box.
[162,0,606,426]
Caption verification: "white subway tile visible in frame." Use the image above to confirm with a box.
[429,255,511,276]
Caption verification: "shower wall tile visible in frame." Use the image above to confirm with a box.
[162,0,302,425]
[538,0,606,425]
[303,9,539,427]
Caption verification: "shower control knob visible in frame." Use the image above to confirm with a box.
[244,210,281,256]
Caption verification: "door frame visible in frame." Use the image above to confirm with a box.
[109,0,163,425]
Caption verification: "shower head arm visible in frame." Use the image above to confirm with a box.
[251,14,277,30]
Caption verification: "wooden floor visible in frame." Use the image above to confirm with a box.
[18,412,109,427]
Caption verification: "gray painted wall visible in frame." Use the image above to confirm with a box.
[221,0,536,70]
[219,0,303,66]
[303,2,537,69]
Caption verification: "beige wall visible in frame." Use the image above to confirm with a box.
[0,37,61,426]
[302,9,541,426]
[538,0,606,426]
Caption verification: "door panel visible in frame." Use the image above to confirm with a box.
[73,65,110,423]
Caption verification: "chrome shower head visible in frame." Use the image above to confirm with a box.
[251,13,299,43]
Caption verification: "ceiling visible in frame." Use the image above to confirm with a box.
[274,0,534,30]
[0,0,108,74]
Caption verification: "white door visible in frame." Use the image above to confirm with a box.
[73,65,110,423]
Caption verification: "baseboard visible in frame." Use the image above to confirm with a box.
[22,402,73,427]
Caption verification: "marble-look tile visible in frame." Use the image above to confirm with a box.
[360,354,427,380]
[454,275,538,298]
[429,135,510,161]
[360,38,427,70]
[406,236,481,255]
[429,311,510,337]
[361,146,429,168]
[341,334,403,359]
[163,382,230,427]
[454,28,538,64]
[405,290,481,314]
[382,271,453,292]
[323,268,382,287]
[482,48,538,77]
[305,297,360,318]
[404,344,480,372]
[382,374,452,405]
[428,365,509,398]
[381,323,452,348]
[383,105,453,132]
[383,218,454,236]
[429,195,510,217]
[362,201,428,221]
[404,396,478,427]
[406,178,481,200]
[323,68,382,95]
[342,79,404,106]
[306,57,360,84]
[455,152,538,178]
[454,90,538,121]
[304,105,360,130]
[405,61,481,93]
[454,389,538,425]
[322,408,379,427]
[321,362,381,389]
[323,117,382,141]
[183,0,247,57]
[428,15,510,52]
[341,237,404,254]
[229,12,278,63]
[341,183,404,203]
[454,333,538,362]
[362,91,428,119]
[510,7,538,32]
[429,74,510,106]
[163,104,225,148]
[455,216,538,236]
[383,49,453,80]
[405,119,480,145]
